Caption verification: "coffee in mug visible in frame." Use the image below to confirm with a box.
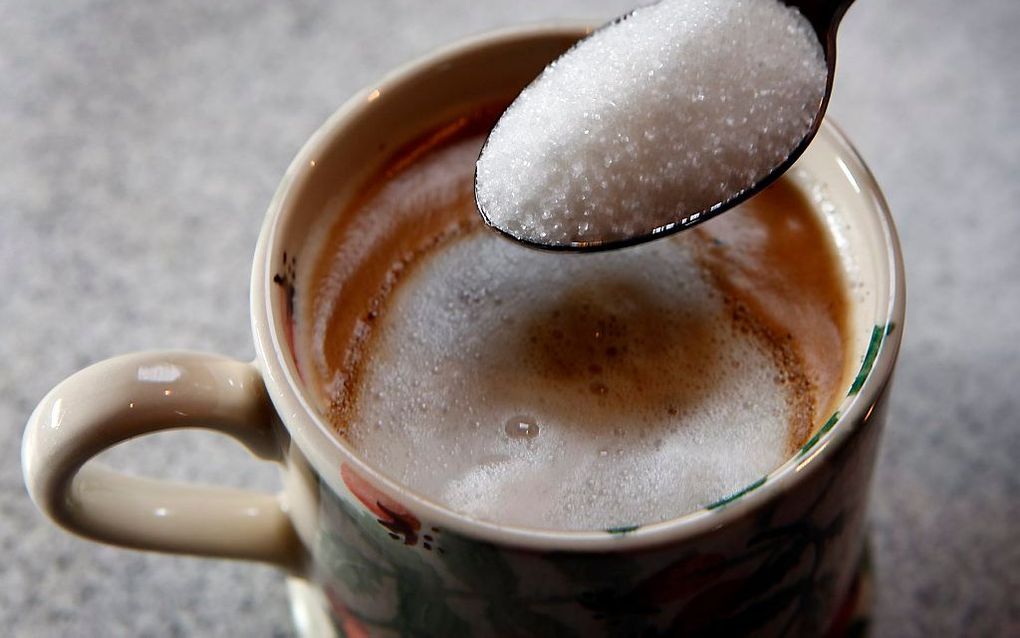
[297,106,851,531]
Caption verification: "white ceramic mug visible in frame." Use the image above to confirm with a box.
[23,25,904,637]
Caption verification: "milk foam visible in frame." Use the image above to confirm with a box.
[308,139,481,402]
[345,232,800,530]
[475,0,827,245]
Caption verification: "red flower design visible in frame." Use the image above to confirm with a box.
[341,464,421,545]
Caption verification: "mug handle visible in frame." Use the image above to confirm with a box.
[22,351,302,571]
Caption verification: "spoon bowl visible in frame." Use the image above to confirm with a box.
[476,0,856,253]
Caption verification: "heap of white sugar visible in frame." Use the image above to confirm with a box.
[475,0,827,245]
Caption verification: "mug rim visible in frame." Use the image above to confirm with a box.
[251,23,905,552]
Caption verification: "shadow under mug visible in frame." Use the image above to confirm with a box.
[23,24,904,638]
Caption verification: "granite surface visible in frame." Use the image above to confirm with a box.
[1,1,1017,636]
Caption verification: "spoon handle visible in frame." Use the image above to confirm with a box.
[788,0,857,40]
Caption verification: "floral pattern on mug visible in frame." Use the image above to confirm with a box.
[341,464,422,547]
[314,380,885,638]
[273,251,301,379]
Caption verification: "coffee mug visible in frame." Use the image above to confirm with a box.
[23,25,904,637]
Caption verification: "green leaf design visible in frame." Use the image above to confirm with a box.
[439,534,581,638]
[848,324,886,396]
[318,481,473,637]
[706,476,767,510]
[799,411,841,455]
[391,569,473,638]
[320,531,387,596]
[439,534,518,593]
[606,524,640,535]
[799,321,893,456]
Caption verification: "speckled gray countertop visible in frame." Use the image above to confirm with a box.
[2,1,1017,636]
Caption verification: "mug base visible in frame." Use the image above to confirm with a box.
[285,544,874,638]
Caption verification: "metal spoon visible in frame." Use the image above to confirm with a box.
[475,0,856,253]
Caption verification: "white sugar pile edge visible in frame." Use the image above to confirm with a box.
[475,0,827,245]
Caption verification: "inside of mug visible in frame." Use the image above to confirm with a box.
[266,29,591,406]
[263,27,898,522]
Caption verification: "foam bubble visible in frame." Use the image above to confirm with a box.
[346,232,800,530]
[475,0,827,245]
